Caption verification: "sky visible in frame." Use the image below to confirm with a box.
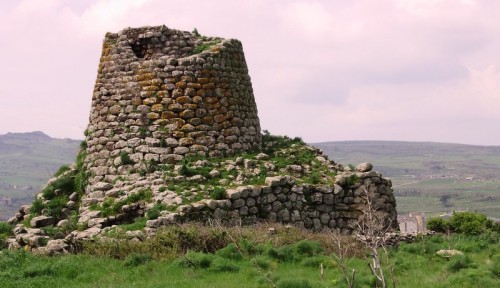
[1,0,500,146]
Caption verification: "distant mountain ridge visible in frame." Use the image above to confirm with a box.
[0,131,80,220]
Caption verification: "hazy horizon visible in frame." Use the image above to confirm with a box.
[3,130,500,148]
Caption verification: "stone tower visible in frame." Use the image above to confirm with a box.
[84,25,261,191]
[5,26,398,253]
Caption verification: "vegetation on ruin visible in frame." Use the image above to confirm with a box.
[154,132,338,209]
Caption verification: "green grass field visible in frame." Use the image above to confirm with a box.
[1,233,498,288]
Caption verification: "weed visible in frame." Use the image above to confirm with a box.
[209,258,240,272]
[120,151,135,165]
[447,255,476,272]
[124,253,152,267]
[346,174,360,185]
[54,165,71,177]
[210,187,227,200]
[146,203,166,220]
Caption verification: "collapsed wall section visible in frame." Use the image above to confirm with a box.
[84,25,261,191]
[148,172,398,234]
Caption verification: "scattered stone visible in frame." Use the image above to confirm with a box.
[30,216,55,228]
[45,239,70,255]
[436,249,464,257]
[355,163,373,172]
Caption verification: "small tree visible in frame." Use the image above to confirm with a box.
[354,188,396,288]
[330,230,356,288]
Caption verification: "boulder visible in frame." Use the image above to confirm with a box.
[45,239,70,255]
[355,163,373,172]
[436,249,464,257]
[30,216,55,228]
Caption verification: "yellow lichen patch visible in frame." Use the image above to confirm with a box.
[147,112,160,120]
[179,110,195,119]
[161,111,175,119]
[176,96,191,104]
[187,83,202,89]
[151,104,164,112]
[170,118,186,128]
[180,76,193,82]
[153,119,168,126]
[202,116,214,125]
[131,97,142,106]
[175,81,187,89]
[157,91,168,97]
[143,86,160,92]
[196,89,207,97]
[151,78,163,86]
[143,98,158,105]
[167,103,183,112]
[202,83,215,89]
[205,97,218,104]
[183,104,197,110]
[214,114,226,123]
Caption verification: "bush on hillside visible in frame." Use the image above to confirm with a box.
[427,212,496,236]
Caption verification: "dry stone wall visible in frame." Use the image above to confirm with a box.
[148,170,397,234]
[85,25,261,191]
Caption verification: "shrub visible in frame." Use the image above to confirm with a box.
[30,198,44,216]
[120,151,135,165]
[42,185,56,199]
[450,211,491,235]
[75,150,89,193]
[0,222,13,236]
[209,258,240,272]
[427,217,449,232]
[216,243,243,261]
[428,212,495,236]
[177,251,215,268]
[124,253,152,267]
[179,163,195,177]
[45,196,69,218]
[80,140,87,149]
[52,175,76,194]
[307,172,321,184]
[54,165,71,177]
[0,222,14,247]
[300,256,334,268]
[276,278,313,288]
[23,262,55,278]
[239,238,264,256]
[210,187,227,200]
[294,240,323,257]
[146,203,165,220]
[490,255,500,277]
[447,255,476,272]
[251,256,272,270]
[346,174,360,185]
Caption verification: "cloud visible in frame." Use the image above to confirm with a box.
[0,0,499,145]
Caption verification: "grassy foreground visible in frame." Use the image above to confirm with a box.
[1,222,498,288]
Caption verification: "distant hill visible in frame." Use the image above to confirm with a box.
[1,136,499,220]
[314,141,500,218]
[0,132,80,220]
